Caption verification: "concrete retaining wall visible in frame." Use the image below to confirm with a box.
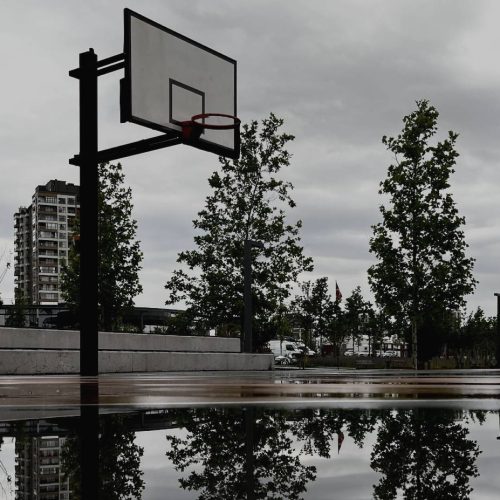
[0,327,273,374]
[0,327,240,352]
[0,350,273,374]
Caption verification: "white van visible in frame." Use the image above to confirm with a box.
[267,339,303,362]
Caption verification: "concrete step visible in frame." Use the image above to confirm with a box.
[0,349,273,374]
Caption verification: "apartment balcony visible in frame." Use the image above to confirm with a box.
[38,232,58,240]
[38,241,58,249]
[38,205,58,214]
[39,275,58,283]
[37,214,58,222]
[39,267,57,275]
[38,251,58,258]
[38,196,58,204]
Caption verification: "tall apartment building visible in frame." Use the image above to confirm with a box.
[15,435,72,499]
[14,180,80,305]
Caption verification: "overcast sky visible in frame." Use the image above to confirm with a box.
[1,0,499,316]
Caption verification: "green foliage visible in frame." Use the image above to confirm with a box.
[271,302,294,341]
[60,162,143,331]
[343,286,374,342]
[165,114,313,345]
[151,311,205,336]
[368,100,476,364]
[371,409,480,499]
[166,407,317,499]
[447,307,497,366]
[324,298,348,354]
[165,406,482,499]
[5,288,27,327]
[292,277,333,347]
[62,415,145,499]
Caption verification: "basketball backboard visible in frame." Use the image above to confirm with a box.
[121,9,239,159]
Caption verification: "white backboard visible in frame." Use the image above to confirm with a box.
[122,9,238,158]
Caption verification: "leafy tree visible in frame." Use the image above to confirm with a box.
[371,409,480,499]
[165,114,313,346]
[270,301,294,341]
[292,277,333,348]
[5,288,27,327]
[62,415,145,499]
[368,100,476,366]
[323,297,348,356]
[343,286,374,354]
[61,162,143,331]
[448,307,497,367]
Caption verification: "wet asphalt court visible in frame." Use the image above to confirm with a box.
[1,368,500,420]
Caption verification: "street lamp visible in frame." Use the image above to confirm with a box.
[495,293,500,369]
[243,239,264,353]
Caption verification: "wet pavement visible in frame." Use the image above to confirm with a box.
[1,368,500,419]
[2,369,500,498]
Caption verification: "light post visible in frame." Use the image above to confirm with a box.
[495,293,500,369]
[243,239,264,353]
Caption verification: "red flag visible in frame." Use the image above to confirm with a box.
[337,431,344,454]
[335,282,342,302]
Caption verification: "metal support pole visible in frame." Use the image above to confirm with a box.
[244,407,256,500]
[243,240,264,353]
[79,49,99,376]
[495,293,500,369]
[80,383,99,498]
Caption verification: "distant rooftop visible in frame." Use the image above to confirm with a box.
[36,179,79,195]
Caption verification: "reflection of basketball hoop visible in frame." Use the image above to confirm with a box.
[181,113,241,141]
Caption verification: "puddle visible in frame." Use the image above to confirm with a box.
[1,405,500,498]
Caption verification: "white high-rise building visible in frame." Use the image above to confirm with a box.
[14,180,80,305]
[15,435,72,499]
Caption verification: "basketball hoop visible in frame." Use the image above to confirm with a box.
[181,113,241,141]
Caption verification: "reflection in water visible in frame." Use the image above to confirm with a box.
[15,435,70,499]
[165,408,482,500]
[0,407,493,499]
[61,414,145,499]
[371,410,482,500]
[166,407,316,499]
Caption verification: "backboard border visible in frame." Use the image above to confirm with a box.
[122,8,239,159]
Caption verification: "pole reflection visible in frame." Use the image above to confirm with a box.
[0,406,494,499]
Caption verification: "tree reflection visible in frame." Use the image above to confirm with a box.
[289,408,380,456]
[62,415,145,499]
[166,407,483,500]
[166,407,316,499]
[370,409,481,499]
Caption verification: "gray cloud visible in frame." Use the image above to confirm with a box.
[1,0,499,315]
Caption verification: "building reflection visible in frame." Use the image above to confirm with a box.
[15,435,71,499]
[0,407,494,499]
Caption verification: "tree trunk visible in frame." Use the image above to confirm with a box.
[412,317,418,370]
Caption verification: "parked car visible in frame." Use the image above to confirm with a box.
[344,349,354,357]
[382,350,398,357]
